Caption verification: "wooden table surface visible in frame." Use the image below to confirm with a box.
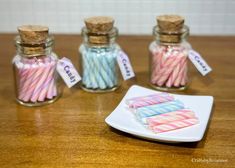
[0,34,234,168]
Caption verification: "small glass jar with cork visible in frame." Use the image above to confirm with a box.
[79,16,121,93]
[12,25,61,106]
[149,15,191,91]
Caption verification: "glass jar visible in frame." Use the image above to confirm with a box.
[149,16,191,91]
[12,33,61,106]
[79,17,121,93]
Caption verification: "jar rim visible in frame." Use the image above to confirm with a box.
[153,25,189,36]
[15,35,54,48]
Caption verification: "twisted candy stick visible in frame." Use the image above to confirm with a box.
[15,56,58,103]
[81,48,118,90]
[126,93,174,109]
[150,45,188,88]
[149,118,199,133]
[136,100,184,119]
[146,109,195,126]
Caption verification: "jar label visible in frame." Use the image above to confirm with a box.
[117,51,135,80]
[57,57,81,88]
[188,50,212,76]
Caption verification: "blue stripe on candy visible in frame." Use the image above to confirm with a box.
[136,100,184,118]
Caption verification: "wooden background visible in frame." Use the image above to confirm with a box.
[0,34,234,167]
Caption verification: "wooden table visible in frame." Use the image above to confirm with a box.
[0,34,234,168]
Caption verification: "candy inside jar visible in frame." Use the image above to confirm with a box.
[149,15,191,91]
[12,25,61,106]
[79,16,121,92]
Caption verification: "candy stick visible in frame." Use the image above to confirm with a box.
[151,47,165,83]
[173,57,187,87]
[166,63,180,87]
[141,109,194,124]
[149,118,199,133]
[38,61,56,101]
[30,62,51,102]
[18,62,38,100]
[147,110,195,126]
[151,54,178,85]
[127,93,170,102]
[22,62,44,102]
[126,93,174,109]
[155,54,184,86]
[136,100,184,119]
[180,62,188,86]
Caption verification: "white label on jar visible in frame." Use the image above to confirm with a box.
[57,57,81,88]
[117,51,135,80]
[188,50,212,76]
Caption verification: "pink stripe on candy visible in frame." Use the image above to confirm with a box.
[147,110,195,126]
[126,93,174,108]
[149,118,199,133]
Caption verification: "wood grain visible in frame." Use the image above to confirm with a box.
[0,34,234,168]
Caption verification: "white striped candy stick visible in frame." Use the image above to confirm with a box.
[21,61,45,102]
[38,61,56,101]
[81,53,92,88]
[141,109,194,124]
[30,62,52,102]
[126,93,170,102]
[166,55,187,87]
[136,100,184,119]
[83,52,99,88]
[147,109,195,126]
[173,56,187,87]
[99,54,114,88]
[91,52,107,89]
[151,52,178,85]
[18,62,39,100]
[151,46,166,83]
[180,61,188,86]
[46,59,57,99]
[149,118,199,133]
[15,61,28,93]
[155,53,185,86]
[127,93,174,109]
[110,52,118,86]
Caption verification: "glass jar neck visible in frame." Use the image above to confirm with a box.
[15,35,54,57]
[82,27,118,47]
[153,25,189,45]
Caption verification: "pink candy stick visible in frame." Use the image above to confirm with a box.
[53,84,57,97]
[22,62,44,102]
[147,110,195,126]
[151,47,166,83]
[18,63,38,100]
[155,54,185,86]
[127,93,174,109]
[149,118,199,133]
[30,62,52,102]
[47,77,55,99]
[166,63,180,87]
[166,55,187,87]
[152,54,178,84]
[127,93,171,102]
[173,58,187,87]
[38,62,56,101]
[180,62,188,86]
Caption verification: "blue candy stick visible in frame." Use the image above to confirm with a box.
[136,100,184,119]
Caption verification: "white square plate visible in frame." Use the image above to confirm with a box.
[105,85,214,143]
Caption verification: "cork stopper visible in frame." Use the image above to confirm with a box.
[17,25,50,56]
[156,15,186,43]
[18,25,49,43]
[85,16,114,33]
[157,15,184,32]
[84,16,114,44]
